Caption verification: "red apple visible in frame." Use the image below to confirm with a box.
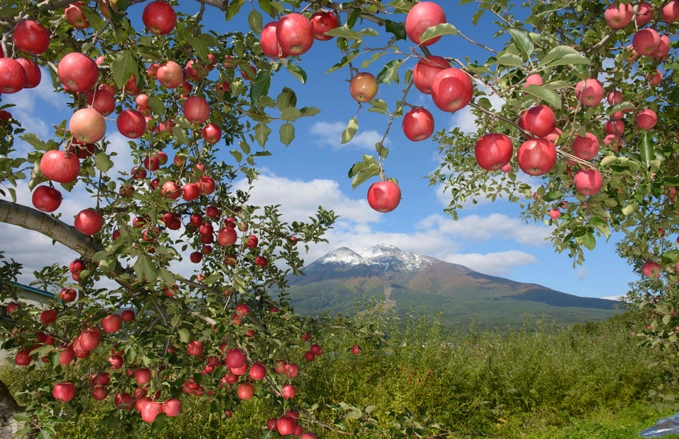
[59,346,75,364]
[301,433,317,439]
[161,181,181,199]
[79,327,101,350]
[519,105,556,138]
[218,228,238,246]
[474,133,513,171]
[431,68,473,112]
[121,310,135,322]
[102,315,122,333]
[40,150,80,184]
[282,384,296,399]
[182,182,200,201]
[92,386,107,401]
[0,58,27,93]
[202,123,222,144]
[40,309,57,325]
[135,368,152,385]
[74,209,103,235]
[605,120,624,136]
[162,399,182,417]
[15,350,32,366]
[413,56,450,94]
[647,70,662,86]
[636,108,657,130]
[142,1,176,35]
[402,108,434,141]
[226,349,246,369]
[572,133,599,160]
[405,2,447,46]
[652,35,670,60]
[574,169,603,196]
[255,256,268,267]
[575,79,604,107]
[310,11,339,40]
[183,96,210,124]
[237,383,255,400]
[70,108,106,143]
[642,261,662,278]
[367,181,401,213]
[86,89,115,116]
[58,52,99,92]
[604,3,634,29]
[60,288,77,302]
[16,58,41,89]
[636,2,654,25]
[108,355,123,369]
[14,20,50,55]
[517,139,557,176]
[156,61,184,89]
[65,2,90,29]
[197,176,215,195]
[187,340,203,356]
[607,90,623,106]
[249,362,267,380]
[632,28,660,56]
[350,72,378,103]
[32,186,62,212]
[139,399,163,423]
[52,383,76,402]
[277,416,296,435]
[524,74,543,87]
[351,345,361,355]
[117,110,146,138]
[661,1,679,23]
[276,13,314,56]
[260,22,287,58]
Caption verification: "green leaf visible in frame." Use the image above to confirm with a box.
[606,102,635,116]
[621,202,638,216]
[368,99,388,114]
[258,0,276,17]
[376,142,389,159]
[178,329,191,344]
[523,85,562,108]
[20,133,49,151]
[384,19,406,40]
[249,70,271,106]
[240,141,251,154]
[230,150,243,162]
[248,8,263,34]
[351,164,380,190]
[147,96,166,116]
[172,126,190,145]
[158,267,176,287]
[376,59,403,85]
[226,0,246,21]
[300,107,321,117]
[186,36,208,60]
[37,429,52,439]
[600,156,617,167]
[111,50,138,89]
[93,152,113,173]
[496,53,524,67]
[254,123,271,147]
[638,132,654,167]
[276,87,297,111]
[341,118,359,144]
[664,177,679,187]
[543,191,563,202]
[150,413,168,436]
[538,45,592,68]
[280,123,295,146]
[284,63,307,84]
[420,23,458,44]
[134,255,157,283]
[507,27,533,58]
[280,107,301,122]
[346,8,361,29]
[580,234,596,251]
[14,413,31,423]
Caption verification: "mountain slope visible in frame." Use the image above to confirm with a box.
[285,245,621,330]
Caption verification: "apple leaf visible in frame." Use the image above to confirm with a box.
[80,5,105,32]
[276,87,297,111]
[523,85,562,109]
[248,9,263,34]
[225,0,245,21]
[600,156,617,167]
[150,413,168,436]
[254,123,271,147]
[420,23,458,44]
[351,163,380,190]
[376,142,389,159]
[341,118,359,144]
[538,45,592,68]
[638,132,654,167]
[93,152,113,173]
[258,0,277,17]
[368,99,388,114]
[663,177,679,187]
[377,59,403,85]
[606,102,635,116]
[187,36,208,60]
[580,234,596,251]
[280,107,301,122]
[507,27,533,58]
[146,96,166,117]
[250,70,271,106]
[20,134,50,151]
[495,53,524,67]
[543,191,563,202]
[230,150,243,162]
[111,50,138,90]
[172,126,190,145]
[284,63,307,84]
[621,202,638,216]
[300,107,321,117]
[178,329,191,344]
[134,255,157,284]
[158,267,176,287]
[280,123,295,147]
[346,8,361,29]
[384,19,406,40]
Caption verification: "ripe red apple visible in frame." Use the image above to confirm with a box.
[0,58,27,93]
[59,346,75,365]
[572,133,599,160]
[636,108,657,130]
[121,309,135,322]
[14,20,50,55]
[58,52,99,92]
[92,386,107,401]
[431,68,473,112]
[524,74,543,87]
[607,90,623,106]
[15,350,32,366]
[350,72,378,103]
[161,181,181,199]
[206,206,219,218]
[402,108,435,141]
[53,383,76,402]
[40,150,80,184]
[156,61,184,88]
[237,383,255,400]
[632,29,660,56]
[604,3,634,28]
[474,133,513,171]
[574,169,603,196]
[87,89,115,116]
[255,256,268,267]
[114,392,133,409]
[70,108,106,143]
[517,139,557,176]
[102,314,122,333]
[197,176,215,195]
[575,79,604,107]
[139,399,163,423]
[367,181,401,213]
[202,123,222,144]
[277,416,296,435]
[79,327,101,350]
[310,11,339,40]
[40,309,57,325]
[218,228,237,246]
[605,120,624,136]
[276,13,314,56]
[226,349,247,369]
[647,70,662,87]
[189,251,202,263]
[117,110,146,138]
[351,345,361,355]
[16,58,41,89]
[108,355,123,369]
[74,209,103,235]
[519,105,556,138]
[636,2,654,25]
[413,56,450,94]
[405,2,447,46]
[135,368,152,385]
[282,384,296,399]
[661,1,679,23]
[182,183,200,201]
[162,399,182,417]
[60,288,77,302]
[301,433,317,439]
[142,1,176,35]
[183,96,210,124]
[260,22,287,58]
[642,261,661,278]
[652,35,670,60]
[32,185,62,212]
[310,344,322,356]
[187,340,203,356]
[267,418,278,431]
[65,2,89,29]
[249,362,267,381]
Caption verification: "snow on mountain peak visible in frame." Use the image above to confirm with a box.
[311,244,435,272]
[317,247,365,266]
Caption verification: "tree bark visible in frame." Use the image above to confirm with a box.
[0,380,28,438]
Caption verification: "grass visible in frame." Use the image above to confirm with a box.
[3,309,679,438]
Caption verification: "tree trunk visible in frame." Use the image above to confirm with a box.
[0,380,28,438]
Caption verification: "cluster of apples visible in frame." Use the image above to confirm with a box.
[259,9,339,59]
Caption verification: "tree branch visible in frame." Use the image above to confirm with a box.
[0,200,101,260]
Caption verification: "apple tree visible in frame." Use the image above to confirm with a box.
[0,0,678,436]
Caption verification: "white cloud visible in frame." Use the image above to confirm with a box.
[309,121,390,150]
[445,251,538,276]
[576,267,587,280]
[417,213,551,247]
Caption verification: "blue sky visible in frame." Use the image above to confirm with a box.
[0,1,635,299]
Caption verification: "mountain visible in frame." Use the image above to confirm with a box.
[284,245,622,331]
